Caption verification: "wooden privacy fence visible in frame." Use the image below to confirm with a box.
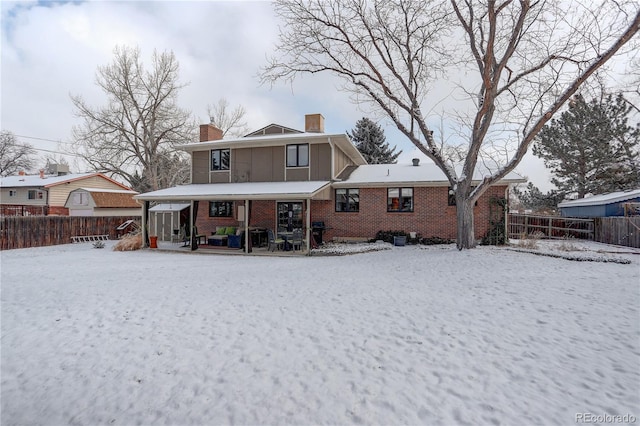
[1,204,49,216]
[508,213,594,240]
[508,213,640,248]
[594,217,640,248]
[0,216,139,250]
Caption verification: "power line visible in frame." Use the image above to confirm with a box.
[14,134,74,145]
[30,147,83,157]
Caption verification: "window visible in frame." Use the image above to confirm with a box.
[336,189,359,212]
[27,190,43,200]
[73,192,89,206]
[286,144,309,167]
[9,190,16,197]
[387,188,413,212]
[211,149,230,171]
[209,201,233,217]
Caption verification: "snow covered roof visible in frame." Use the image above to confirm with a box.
[149,203,190,212]
[334,163,525,187]
[1,173,94,188]
[0,172,130,189]
[558,189,640,208]
[74,187,138,194]
[135,181,332,202]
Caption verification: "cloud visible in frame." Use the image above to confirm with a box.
[1,0,557,190]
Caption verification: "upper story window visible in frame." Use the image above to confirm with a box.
[209,201,233,217]
[336,188,359,212]
[9,190,16,197]
[27,190,43,200]
[286,144,309,167]
[211,149,230,171]
[388,187,413,212]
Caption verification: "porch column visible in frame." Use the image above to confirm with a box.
[244,199,249,254]
[141,201,148,248]
[171,211,174,242]
[306,198,311,254]
[189,200,194,249]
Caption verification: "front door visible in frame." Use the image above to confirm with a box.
[277,202,303,232]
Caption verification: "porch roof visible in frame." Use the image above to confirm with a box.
[149,203,190,212]
[135,181,331,202]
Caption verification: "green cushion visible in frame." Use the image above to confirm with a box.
[225,227,236,235]
[215,227,226,235]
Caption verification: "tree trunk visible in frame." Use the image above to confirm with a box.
[456,193,476,250]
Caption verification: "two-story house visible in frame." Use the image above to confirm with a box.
[135,114,524,252]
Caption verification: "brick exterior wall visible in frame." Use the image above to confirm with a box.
[195,201,241,236]
[194,185,508,242]
[315,185,507,241]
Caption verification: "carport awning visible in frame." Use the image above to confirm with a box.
[135,181,332,202]
[148,203,190,212]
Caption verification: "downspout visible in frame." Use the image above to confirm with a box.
[328,137,335,178]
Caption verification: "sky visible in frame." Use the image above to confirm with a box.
[1,0,629,192]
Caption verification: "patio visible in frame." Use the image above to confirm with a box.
[153,238,310,257]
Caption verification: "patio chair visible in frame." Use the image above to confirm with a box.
[267,229,284,251]
[291,229,304,251]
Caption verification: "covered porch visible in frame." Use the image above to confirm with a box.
[134,181,332,255]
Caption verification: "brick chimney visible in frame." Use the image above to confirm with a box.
[39,169,45,179]
[200,124,224,142]
[19,170,25,176]
[305,114,325,133]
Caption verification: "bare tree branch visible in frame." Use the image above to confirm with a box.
[70,45,196,192]
[207,98,249,137]
[0,131,37,176]
[261,0,639,248]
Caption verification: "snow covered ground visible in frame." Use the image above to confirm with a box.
[1,241,639,425]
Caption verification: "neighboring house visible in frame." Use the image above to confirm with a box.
[558,189,640,218]
[135,113,525,251]
[0,168,133,216]
[64,188,141,217]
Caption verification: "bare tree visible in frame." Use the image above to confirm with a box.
[0,131,36,176]
[71,45,196,192]
[261,0,640,249]
[207,98,250,138]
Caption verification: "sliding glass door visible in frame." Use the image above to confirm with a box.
[277,202,303,232]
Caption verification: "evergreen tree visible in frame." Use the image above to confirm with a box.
[347,118,401,164]
[512,183,565,214]
[533,93,640,198]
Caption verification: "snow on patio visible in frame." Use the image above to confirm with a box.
[1,241,638,425]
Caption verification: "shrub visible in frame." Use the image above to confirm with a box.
[517,232,543,250]
[113,234,142,251]
[372,230,407,244]
[421,236,454,245]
